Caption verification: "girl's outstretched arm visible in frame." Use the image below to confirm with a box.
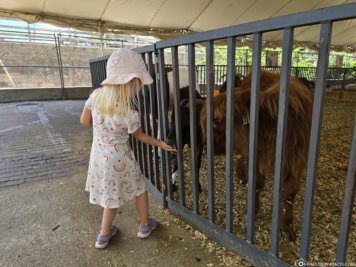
[132,128,177,152]
[80,107,92,128]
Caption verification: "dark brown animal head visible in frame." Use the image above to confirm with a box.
[218,74,242,93]
[167,98,205,147]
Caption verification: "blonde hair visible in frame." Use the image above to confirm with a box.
[91,78,142,116]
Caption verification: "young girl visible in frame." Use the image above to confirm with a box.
[80,48,176,249]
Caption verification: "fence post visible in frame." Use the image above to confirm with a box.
[54,33,65,100]
[154,51,168,209]
[246,32,262,244]
[270,27,294,256]
[299,22,333,263]
[225,36,236,232]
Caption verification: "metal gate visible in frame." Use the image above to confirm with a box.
[89,4,356,266]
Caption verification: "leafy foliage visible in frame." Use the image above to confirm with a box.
[196,46,356,68]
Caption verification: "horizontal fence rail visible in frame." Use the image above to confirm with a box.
[89,3,356,266]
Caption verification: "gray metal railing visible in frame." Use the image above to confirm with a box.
[89,3,356,266]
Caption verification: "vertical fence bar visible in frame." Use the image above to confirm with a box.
[154,53,167,194]
[206,40,215,223]
[135,93,143,170]
[99,61,104,87]
[270,28,294,257]
[226,36,236,233]
[127,60,133,153]
[216,66,219,86]
[246,32,262,244]
[136,94,144,172]
[158,49,173,199]
[97,60,102,88]
[94,61,100,89]
[137,73,148,177]
[188,43,200,214]
[148,53,161,190]
[335,114,356,264]
[104,60,108,80]
[299,22,333,263]
[141,54,154,183]
[89,63,96,89]
[172,46,186,207]
[197,65,201,94]
[220,66,224,87]
[54,34,65,97]
[57,34,65,99]
[133,67,141,162]
[203,65,206,96]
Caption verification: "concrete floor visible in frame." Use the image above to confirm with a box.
[0,167,222,267]
[0,100,91,191]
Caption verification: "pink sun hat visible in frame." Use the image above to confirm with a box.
[101,48,153,86]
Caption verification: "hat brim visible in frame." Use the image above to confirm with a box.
[101,72,153,86]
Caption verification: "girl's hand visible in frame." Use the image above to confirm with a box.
[132,129,177,151]
[159,141,177,152]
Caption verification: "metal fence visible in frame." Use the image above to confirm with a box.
[90,61,356,97]
[195,65,356,94]
[90,3,356,266]
[0,28,155,91]
[1,26,355,95]
[152,64,356,100]
[84,4,356,266]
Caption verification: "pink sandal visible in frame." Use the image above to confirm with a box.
[137,216,159,239]
[95,225,118,249]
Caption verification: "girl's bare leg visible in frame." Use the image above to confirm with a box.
[97,208,117,245]
[136,191,149,232]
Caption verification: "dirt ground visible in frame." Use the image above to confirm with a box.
[169,91,356,265]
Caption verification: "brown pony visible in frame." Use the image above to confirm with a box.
[200,70,313,241]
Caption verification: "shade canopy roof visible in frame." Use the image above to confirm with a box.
[0,0,355,51]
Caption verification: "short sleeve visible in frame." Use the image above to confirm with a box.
[124,110,141,134]
[85,93,93,110]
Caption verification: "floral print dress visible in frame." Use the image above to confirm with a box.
[84,96,147,208]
